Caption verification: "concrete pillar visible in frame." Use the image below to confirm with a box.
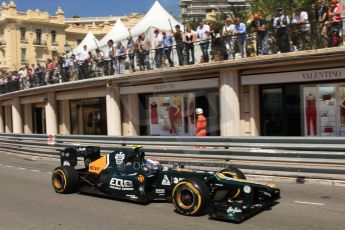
[219,70,241,136]
[106,84,122,136]
[60,100,71,135]
[23,104,33,134]
[4,105,12,133]
[249,85,260,136]
[12,97,23,133]
[124,94,139,136]
[45,92,58,135]
[0,105,4,133]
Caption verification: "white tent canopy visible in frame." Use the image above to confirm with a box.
[130,0,184,36]
[72,31,100,55]
[99,19,130,48]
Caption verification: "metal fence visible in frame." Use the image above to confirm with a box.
[0,133,344,182]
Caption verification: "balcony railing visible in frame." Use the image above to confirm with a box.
[33,40,47,46]
[1,25,344,95]
[20,39,28,44]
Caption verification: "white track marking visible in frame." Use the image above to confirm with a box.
[0,163,48,174]
[294,201,325,206]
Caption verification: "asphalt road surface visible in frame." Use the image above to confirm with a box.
[0,152,344,230]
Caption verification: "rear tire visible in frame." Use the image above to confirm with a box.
[52,166,79,194]
[172,178,210,216]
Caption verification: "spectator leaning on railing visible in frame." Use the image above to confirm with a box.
[222,18,235,60]
[251,13,269,56]
[154,29,164,68]
[196,19,210,63]
[138,33,152,71]
[315,0,329,48]
[328,0,344,47]
[184,24,196,65]
[126,36,136,72]
[106,39,115,75]
[162,30,174,67]
[209,22,222,61]
[78,45,90,79]
[173,24,185,66]
[233,17,247,59]
[291,8,311,51]
[273,8,291,53]
[115,41,126,74]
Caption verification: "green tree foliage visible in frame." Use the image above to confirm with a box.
[250,0,315,21]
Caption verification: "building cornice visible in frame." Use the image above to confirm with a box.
[0,17,68,28]
[1,47,345,101]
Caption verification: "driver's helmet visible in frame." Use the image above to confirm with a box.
[144,158,162,171]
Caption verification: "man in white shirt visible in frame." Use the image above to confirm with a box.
[78,45,89,79]
[18,67,28,89]
[154,29,164,68]
[273,8,290,53]
[291,8,311,50]
[78,45,89,62]
[196,20,210,62]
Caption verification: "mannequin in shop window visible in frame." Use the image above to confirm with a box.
[305,93,317,135]
[195,108,207,137]
[340,97,345,125]
[150,100,158,125]
[167,100,180,135]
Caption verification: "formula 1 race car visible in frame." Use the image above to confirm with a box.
[51,146,280,222]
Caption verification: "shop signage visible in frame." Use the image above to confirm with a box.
[241,67,345,85]
[56,89,106,101]
[120,78,219,95]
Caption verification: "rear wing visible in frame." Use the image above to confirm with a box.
[60,146,100,167]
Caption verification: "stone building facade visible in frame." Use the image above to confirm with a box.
[0,0,143,71]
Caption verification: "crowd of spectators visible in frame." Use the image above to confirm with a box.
[0,0,343,94]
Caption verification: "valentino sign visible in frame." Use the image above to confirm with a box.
[302,70,342,80]
[241,68,345,85]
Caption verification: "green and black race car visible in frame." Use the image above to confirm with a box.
[51,146,280,222]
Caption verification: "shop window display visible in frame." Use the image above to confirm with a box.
[302,84,345,136]
[149,94,195,136]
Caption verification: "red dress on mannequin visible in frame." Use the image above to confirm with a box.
[306,94,317,136]
[151,103,158,124]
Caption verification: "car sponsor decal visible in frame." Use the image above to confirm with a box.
[126,194,138,200]
[161,175,171,186]
[109,178,134,191]
[63,161,70,166]
[137,175,145,183]
[155,189,165,194]
[227,207,242,215]
[115,152,125,165]
[89,156,107,174]
[173,177,184,184]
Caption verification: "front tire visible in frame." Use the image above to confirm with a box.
[52,166,78,194]
[220,167,246,180]
[218,167,246,200]
[172,178,210,216]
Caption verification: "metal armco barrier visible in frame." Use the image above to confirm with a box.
[0,133,345,181]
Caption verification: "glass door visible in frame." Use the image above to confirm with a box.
[261,88,284,136]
